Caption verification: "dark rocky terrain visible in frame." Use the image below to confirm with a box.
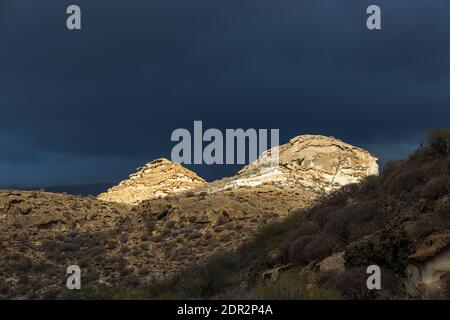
[111,129,449,300]
[0,134,378,299]
[3,132,450,300]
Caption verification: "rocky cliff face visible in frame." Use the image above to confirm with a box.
[97,158,207,205]
[197,135,379,195]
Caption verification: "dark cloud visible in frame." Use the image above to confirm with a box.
[0,0,449,186]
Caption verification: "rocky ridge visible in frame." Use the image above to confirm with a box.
[196,135,379,195]
[97,158,207,205]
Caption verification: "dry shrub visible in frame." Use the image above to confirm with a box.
[292,221,321,237]
[288,234,335,265]
[254,268,341,300]
[334,267,373,300]
[427,129,450,156]
[422,176,450,200]
[288,236,312,265]
[388,167,427,195]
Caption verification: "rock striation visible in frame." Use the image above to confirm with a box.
[98,158,207,205]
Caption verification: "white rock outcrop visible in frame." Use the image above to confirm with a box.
[99,135,378,206]
[202,135,379,194]
[98,158,206,205]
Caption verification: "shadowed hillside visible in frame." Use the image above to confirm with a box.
[3,132,450,299]
[91,129,450,300]
[0,135,378,300]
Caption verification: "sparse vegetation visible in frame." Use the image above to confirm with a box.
[427,128,450,156]
[99,129,450,300]
[2,130,450,300]
[254,269,341,300]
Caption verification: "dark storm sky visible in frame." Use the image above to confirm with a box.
[1,0,450,187]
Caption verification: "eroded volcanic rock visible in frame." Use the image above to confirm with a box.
[98,158,207,205]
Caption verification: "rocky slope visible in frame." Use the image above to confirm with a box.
[129,132,450,300]
[197,135,379,195]
[136,135,380,244]
[0,134,380,299]
[97,158,207,205]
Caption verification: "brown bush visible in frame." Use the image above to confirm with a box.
[435,201,450,228]
[287,236,312,265]
[422,176,450,200]
[323,207,357,241]
[302,234,336,262]
[287,233,335,265]
[427,129,450,156]
[334,267,373,300]
[307,205,335,227]
[388,167,427,195]
[144,220,156,232]
[292,222,321,237]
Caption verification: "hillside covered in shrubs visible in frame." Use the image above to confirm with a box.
[81,129,450,300]
[0,134,379,299]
